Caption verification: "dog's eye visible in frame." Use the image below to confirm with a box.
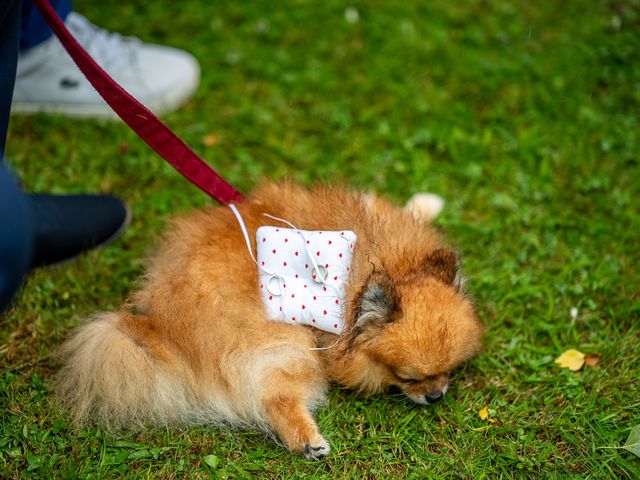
[397,374,443,385]
[397,376,423,385]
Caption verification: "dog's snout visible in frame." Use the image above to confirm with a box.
[425,391,443,403]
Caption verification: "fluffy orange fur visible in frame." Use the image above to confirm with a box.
[56,181,483,459]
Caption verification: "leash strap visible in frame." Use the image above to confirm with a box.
[32,0,244,205]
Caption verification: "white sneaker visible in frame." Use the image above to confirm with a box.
[11,13,200,119]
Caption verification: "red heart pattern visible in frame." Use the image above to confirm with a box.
[256,225,357,334]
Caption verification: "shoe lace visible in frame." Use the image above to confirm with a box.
[64,13,139,70]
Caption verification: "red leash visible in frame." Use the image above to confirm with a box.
[32,0,244,205]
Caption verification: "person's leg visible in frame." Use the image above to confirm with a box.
[0,0,21,156]
[0,164,32,312]
[20,0,71,51]
[0,0,31,310]
[0,0,131,313]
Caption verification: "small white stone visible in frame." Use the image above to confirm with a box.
[254,18,270,34]
[570,307,578,319]
[345,7,360,24]
[611,15,621,30]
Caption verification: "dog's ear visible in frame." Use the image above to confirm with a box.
[425,248,460,286]
[354,273,399,330]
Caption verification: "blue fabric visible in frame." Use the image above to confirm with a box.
[0,163,33,312]
[20,0,71,51]
[1,0,73,154]
[0,0,21,157]
[0,0,34,310]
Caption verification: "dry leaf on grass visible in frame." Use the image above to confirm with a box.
[202,134,220,147]
[555,349,602,371]
[478,406,489,420]
[478,406,496,423]
[555,349,586,371]
[584,353,601,367]
[623,425,640,458]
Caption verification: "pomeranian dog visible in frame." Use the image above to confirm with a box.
[57,181,483,459]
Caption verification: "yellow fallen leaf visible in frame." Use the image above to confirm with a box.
[555,349,585,371]
[478,406,490,420]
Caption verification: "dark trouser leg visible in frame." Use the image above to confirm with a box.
[1,0,129,312]
[0,164,33,312]
[20,0,71,51]
[0,1,31,312]
[0,0,21,157]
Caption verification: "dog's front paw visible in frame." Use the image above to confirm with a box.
[304,438,331,460]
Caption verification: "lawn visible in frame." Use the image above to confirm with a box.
[2,0,639,478]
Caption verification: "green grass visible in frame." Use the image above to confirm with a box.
[2,0,639,478]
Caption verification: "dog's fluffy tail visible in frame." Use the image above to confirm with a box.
[56,311,192,429]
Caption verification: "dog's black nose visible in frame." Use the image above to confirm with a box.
[425,391,443,403]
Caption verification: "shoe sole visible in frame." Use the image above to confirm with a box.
[43,204,132,268]
[10,69,200,120]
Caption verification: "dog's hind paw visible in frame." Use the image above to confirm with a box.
[304,438,331,460]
